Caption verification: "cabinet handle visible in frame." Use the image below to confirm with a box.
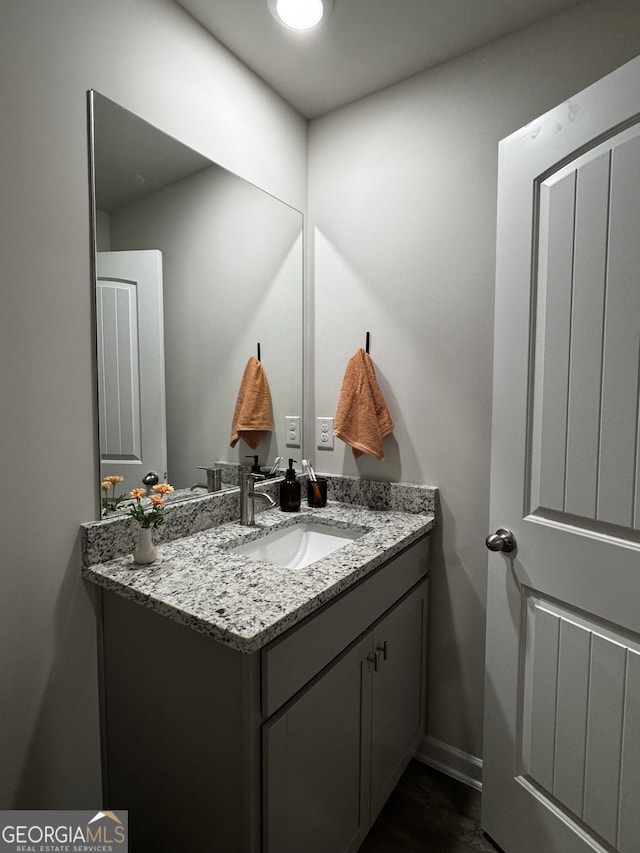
[376,641,389,661]
[367,651,381,672]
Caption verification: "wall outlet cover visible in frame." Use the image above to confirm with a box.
[316,417,334,450]
[285,415,301,447]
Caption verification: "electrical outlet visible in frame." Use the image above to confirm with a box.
[285,415,301,447]
[316,417,334,450]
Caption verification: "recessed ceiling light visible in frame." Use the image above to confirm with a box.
[267,0,333,31]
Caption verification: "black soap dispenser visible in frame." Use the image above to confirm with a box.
[280,458,301,512]
[246,455,261,473]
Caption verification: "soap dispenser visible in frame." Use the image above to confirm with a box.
[279,458,301,512]
[246,455,261,473]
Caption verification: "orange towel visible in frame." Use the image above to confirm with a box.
[230,356,273,449]
[334,348,394,461]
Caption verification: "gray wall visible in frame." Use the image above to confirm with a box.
[3,0,640,811]
[110,167,303,487]
[307,0,640,765]
[0,0,305,808]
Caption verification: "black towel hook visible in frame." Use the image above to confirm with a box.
[365,332,370,354]
[257,342,261,362]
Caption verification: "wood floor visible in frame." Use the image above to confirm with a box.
[360,760,503,853]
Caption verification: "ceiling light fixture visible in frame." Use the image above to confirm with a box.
[267,0,333,31]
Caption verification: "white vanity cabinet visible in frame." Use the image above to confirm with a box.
[263,578,428,853]
[98,535,429,853]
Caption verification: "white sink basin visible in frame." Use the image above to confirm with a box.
[230,521,364,569]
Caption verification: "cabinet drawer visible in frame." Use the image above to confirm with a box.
[261,535,430,717]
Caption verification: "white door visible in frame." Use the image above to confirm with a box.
[483,56,640,853]
[97,250,167,496]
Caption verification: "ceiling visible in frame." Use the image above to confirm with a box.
[175,0,585,118]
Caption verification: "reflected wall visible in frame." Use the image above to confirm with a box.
[91,92,304,498]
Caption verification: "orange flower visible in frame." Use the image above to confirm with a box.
[101,480,111,492]
[130,488,146,500]
[150,495,164,507]
[152,483,174,496]
[105,475,124,484]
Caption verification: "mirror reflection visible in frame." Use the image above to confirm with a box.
[89,91,304,512]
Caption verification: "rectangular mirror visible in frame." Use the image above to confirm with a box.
[88,91,304,514]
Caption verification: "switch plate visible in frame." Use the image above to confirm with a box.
[316,417,334,450]
[285,415,301,448]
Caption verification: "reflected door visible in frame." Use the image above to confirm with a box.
[483,55,640,853]
[97,250,167,496]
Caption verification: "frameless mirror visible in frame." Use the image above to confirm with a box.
[88,91,303,513]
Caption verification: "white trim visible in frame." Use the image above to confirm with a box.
[415,735,483,792]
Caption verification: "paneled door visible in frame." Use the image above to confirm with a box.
[483,56,640,853]
[97,250,167,495]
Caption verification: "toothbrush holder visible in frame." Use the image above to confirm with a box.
[307,477,327,508]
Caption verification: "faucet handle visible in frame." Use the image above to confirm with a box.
[241,469,264,483]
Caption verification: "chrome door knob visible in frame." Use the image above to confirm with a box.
[485,528,516,553]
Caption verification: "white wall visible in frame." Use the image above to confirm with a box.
[307,0,640,765]
[0,0,305,807]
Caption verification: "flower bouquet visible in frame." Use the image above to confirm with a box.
[128,482,174,564]
[101,475,127,515]
[128,483,175,529]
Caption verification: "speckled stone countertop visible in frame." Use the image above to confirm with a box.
[82,500,436,654]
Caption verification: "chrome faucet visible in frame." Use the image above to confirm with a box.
[190,466,223,493]
[198,466,222,492]
[240,471,276,526]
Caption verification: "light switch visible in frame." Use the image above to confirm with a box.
[316,417,334,450]
[285,415,301,447]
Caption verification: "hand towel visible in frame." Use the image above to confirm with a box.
[230,356,273,449]
[334,348,394,460]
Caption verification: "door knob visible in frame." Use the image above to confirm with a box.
[485,528,516,553]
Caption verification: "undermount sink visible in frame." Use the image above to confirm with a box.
[230,521,364,569]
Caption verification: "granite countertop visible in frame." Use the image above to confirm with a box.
[82,501,435,654]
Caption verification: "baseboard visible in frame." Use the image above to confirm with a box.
[415,735,483,792]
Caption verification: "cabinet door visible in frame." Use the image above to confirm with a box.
[369,579,428,820]
[263,634,372,853]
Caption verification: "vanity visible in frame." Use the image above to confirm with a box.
[82,480,436,853]
[84,89,437,852]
